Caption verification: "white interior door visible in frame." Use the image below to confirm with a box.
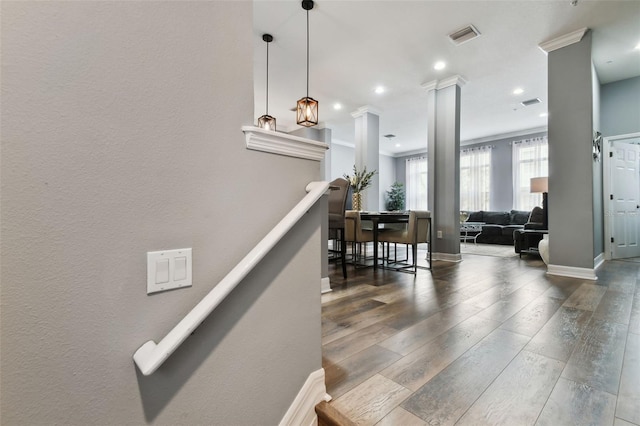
[610,140,640,259]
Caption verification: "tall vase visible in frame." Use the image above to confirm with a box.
[538,234,549,265]
[352,192,363,211]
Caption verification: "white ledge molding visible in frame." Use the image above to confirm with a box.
[242,126,328,161]
[539,28,588,54]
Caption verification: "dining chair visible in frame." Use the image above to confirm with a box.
[378,210,431,273]
[328,178,350,278]
[344,210,374,267]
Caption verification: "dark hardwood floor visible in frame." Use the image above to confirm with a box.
[322,248,640,425]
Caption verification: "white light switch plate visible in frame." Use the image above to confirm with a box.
[147,248,192,294]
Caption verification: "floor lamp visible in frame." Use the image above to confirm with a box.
[530,177,548,229]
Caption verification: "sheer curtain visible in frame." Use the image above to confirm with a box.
[406,156,428,210]
[460,146,492,211]
[512,136,548,210]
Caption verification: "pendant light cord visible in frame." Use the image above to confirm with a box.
[306,8,309,98]
[266,40,269,115]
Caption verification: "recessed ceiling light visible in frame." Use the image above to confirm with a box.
[333,103,342,110]
[513,88,524,95]
[375,86,385,94]
[539,112,548,118]
[434,61,446,71]
[635,42,640,50]
[395,143,401,148]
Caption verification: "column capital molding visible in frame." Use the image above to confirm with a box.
[539,28,589,54]
[350,105,382,118]
[421,75,467,92]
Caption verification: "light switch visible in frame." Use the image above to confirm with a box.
[147,248,192,294]
[156,258,170,284]
[174,256,187,281]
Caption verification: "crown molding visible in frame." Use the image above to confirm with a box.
[538,28,589,54]
[242,126,328,161]
[350,105,382,118]
[421,80,438,92]
[421,75,468,92]
[461,126,548,146]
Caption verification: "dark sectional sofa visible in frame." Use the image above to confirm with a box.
[465,210,531,245]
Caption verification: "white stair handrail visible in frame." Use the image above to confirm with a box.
[133,181,330,375]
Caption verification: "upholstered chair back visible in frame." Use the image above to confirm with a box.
[407,210,431,244]
[328,178,350,229]
[344,210,373,243]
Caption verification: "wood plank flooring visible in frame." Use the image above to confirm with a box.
[322,250,640,425]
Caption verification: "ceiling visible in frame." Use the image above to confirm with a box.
[253,0,640,155]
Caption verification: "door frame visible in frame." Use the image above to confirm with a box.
[603,132,640,260]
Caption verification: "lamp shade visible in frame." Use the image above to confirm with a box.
[296,96,318,127]
[530,177,548,193]
[257,114,276,131]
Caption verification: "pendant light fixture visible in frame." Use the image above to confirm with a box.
[296,0,318,127]
[258,34,277,131]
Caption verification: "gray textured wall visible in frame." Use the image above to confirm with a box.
[601,76,640,137]
[547,32,595,269]
[1,2,322,424]
[330,143,355,180]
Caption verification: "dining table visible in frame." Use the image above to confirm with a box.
[359,211,410,270]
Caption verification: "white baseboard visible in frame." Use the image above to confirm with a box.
[279,368,327,426]
[547,264,598,280]
[594,253,605,271]
[433,252,463,263]
[320,277,332,294]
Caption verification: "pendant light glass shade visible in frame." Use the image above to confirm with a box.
[258,34,276,131]
[257,114,276,131]
[296,0,318,127]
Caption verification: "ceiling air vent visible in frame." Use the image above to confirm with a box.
[521,98,541,107]
[448,24,481,45]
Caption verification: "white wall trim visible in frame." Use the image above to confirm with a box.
[433,252,463,263]
[594,253,605,271]
[242,126,328,162]
[539,27,588,54]
[321,277,332,294]
[547,264,598,280]
[279,368,327,426]
[351,105,383,118]
[462,126,548,146]
[421,75,467,92]
[421,80,439,92]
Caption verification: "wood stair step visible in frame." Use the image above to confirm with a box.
[315,401,356,426]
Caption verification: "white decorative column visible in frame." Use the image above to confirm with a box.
[422,76,466,262]
[351,106,381,211]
